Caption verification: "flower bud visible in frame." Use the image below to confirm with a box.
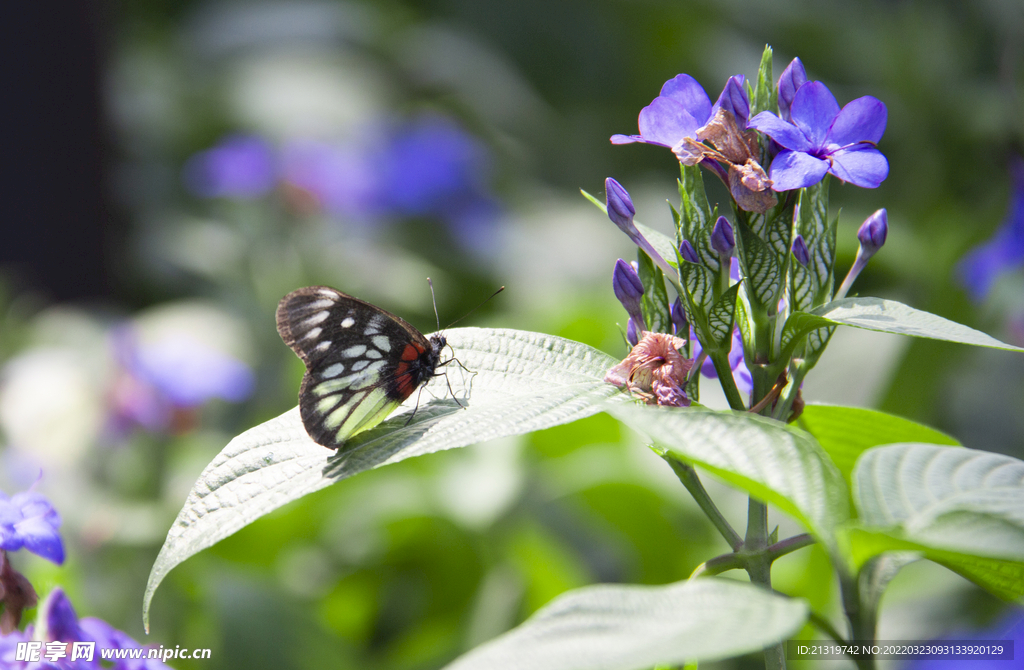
[714,75,750,128]
[626,317,640,347]
[679,239,700,264]
[670,297,688,336]
[613,259,646,331]
[791,234,810,266]
[605,178,636,230]
[857,208,888,256]
[710,216,735,256]
[778,58,807,123]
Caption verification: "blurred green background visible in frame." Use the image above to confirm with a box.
[2,1,1023,668]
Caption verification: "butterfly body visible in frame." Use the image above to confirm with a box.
[276,286,447,448]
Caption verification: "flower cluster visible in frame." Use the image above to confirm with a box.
[600,51,890,414]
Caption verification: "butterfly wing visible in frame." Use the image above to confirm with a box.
[276,286,438,448]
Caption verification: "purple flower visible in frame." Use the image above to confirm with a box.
[791,234,811,266]
[748,81,888,191]
[711,217,735,256]
[182,135,277,199]
[670,297,688,336]
[611,75,749,156]
[613,259,646,331]
[625,318,640,347]
[956,158,1024,301]
[777,58,807,123]
[0,490,64,565]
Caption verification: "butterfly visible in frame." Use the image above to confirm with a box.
[276,286,450,449]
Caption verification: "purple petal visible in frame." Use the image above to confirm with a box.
[828,96,887,146]
[828,144,889,188]
[16,516,64,564]
[748,111,814,152]
[778,58,807,122]
[768,150,830,191]
[42,588,82,641]
[637,97,705,147]
[610,134,644,145]
[789,81,840,149]
[658,74,713,123]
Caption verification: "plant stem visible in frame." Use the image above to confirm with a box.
[744,497,786,670]
[767,533,815,561]
[664,455,743,550]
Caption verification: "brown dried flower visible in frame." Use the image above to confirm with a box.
[605,333,693,407]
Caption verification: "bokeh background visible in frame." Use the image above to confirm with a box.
[2,1,1023,668]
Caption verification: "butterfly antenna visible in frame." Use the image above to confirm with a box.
[427,277,441,331]
[444,286,505,329]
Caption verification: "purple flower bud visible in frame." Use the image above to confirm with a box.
[710,216,735,256]
[605,177,636,230]
[613,259,646,331]
[679,239,700,264]
[670,297,688,336]
[714,75,750,128]
[0,490,64,565]
[778,58,807,123]
[41,588,83,642]
[857,208,888,255]
[626,318,640,347]
[792,234,810,266]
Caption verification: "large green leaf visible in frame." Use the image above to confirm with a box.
[607,404,849,549]
[796,404,960,485]
[853,443,1024,560]
[144,328,626,627]
[781,297,1024,356]
[442,578,808,670]
[847,443,1024,599]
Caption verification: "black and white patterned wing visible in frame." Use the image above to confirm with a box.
[276,286,442,448]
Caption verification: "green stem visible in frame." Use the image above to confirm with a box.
[664,455,743,550]
[767,533,815,561]
[839,571,877,670]
[709,350,747,411]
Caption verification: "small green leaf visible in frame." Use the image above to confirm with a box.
[144,328,627,628]
[638,250,672,334]
[678,165,719,272]
[751,44,776,118]
[789,181,834,312]
[707,283,741,348]
[442,578,808,670]
[608,404,850,550]
[781,298,1024,357]
[796,404,960,486]
[735,219,782,311]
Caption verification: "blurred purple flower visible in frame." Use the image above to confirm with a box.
[281,140,378,219]
[182,135,277,199]
[748,81,888,191]
[109,329,255,434]
[0,489,64,565]
[0,588,172,670]
[957,158,1024,301]
[690,327,753,397]
[791,234,811,266]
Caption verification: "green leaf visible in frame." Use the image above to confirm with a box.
[680,262,716,324]
[789,181,834,312]
[735,219,782,311]
[707,283,740,348]
[442,578,808,670]
[796,404,960,486]
[607,404,850,549]
[854,444,1024,559]
[678,164,719,272]
[144,328,627,628]
[781,298,1024,357]
[751,44,776,118]
[638,250,672,334]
